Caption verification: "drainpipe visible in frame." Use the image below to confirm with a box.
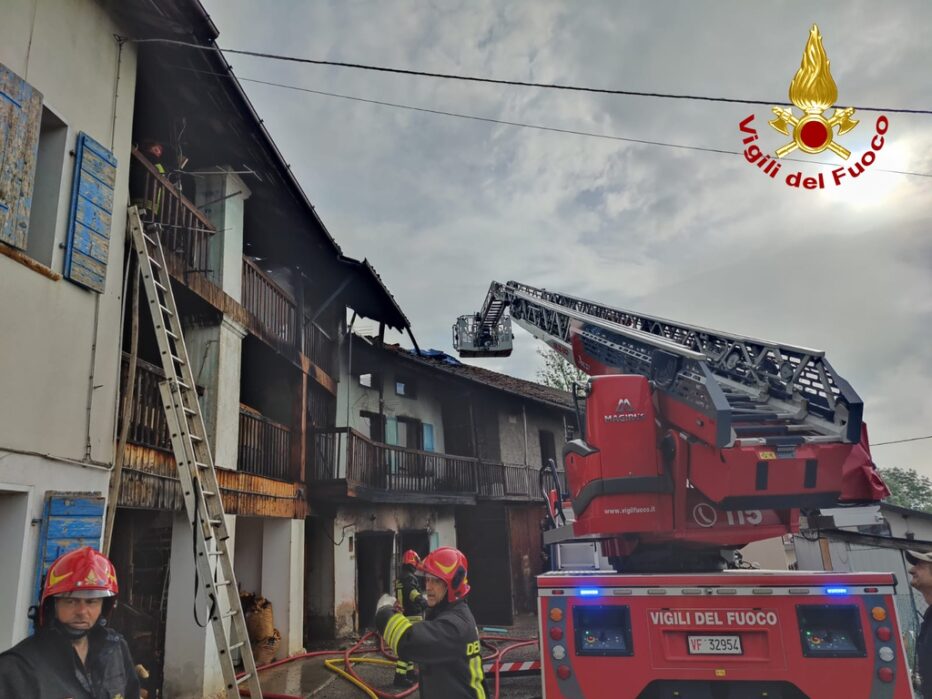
[344,313,356,478]
[522,403,528,466]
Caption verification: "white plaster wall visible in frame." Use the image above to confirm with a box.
[498,402,568,466]
[336,346,447,456]
[164,512,237,699]
[0,451,110,651]
[184,317,246,470]
[261,519,304,656]
[234,517,263,595]
[0,0,137,464]
[331,504,455,636]
[193,171,250,301]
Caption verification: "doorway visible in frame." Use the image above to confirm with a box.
[355,531,394,630]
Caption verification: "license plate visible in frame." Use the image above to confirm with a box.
[687,635,743,655]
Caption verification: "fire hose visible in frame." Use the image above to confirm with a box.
[238,630,538,699]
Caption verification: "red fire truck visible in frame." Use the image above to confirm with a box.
[455,282,913,698]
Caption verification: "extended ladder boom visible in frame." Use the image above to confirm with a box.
[128,208,263,699]
[459,281,863,449]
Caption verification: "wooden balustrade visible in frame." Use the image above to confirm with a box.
[304,319,337,377]
[130,149,214,276]
[238,405,293,481]
[120,355,173,451]
[242,257,297,347]
[309,428,552,500]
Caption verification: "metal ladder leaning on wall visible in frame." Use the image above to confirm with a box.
[127,206,263,699]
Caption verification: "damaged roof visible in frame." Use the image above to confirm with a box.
[112,0,408,330]
[375,342,574,411]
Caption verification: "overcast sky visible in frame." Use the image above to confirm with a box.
[201,0,932,475]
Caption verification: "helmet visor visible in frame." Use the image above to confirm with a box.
[55,589,116,599]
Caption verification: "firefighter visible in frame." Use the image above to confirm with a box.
[0,547,140,699]
[392,549,428,687]
[908,550,932,695]
[376,546,487,698]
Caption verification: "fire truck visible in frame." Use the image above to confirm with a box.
[454,281,913,698]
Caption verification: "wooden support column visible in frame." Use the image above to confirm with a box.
[293,370,308,483]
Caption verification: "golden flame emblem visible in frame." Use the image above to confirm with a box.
[769,25,858,160]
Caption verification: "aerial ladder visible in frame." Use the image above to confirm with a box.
[454,281,889,571]
[127,207,263,699]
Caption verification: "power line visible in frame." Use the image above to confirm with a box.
[132,37,932,116]
[171,65,932,179]
[871,435,932,447]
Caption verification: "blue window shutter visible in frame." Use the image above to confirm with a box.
[32,492,105,612]
[422,423,435,452]
[64,132,116,293]
[385,417,399,446]
[0,62,43,249]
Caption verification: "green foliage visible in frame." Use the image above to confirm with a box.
[535,347,589,392]
[879,466,932,513]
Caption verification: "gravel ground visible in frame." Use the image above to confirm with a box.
[255,614,544,698]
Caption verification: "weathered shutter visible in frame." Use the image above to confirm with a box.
[0,62,42,249]
[422,423,435,452]
[64,132,117,293]
[32,492,105,609]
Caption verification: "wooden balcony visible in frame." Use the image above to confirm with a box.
[309,428,551,503]
[238,404,293,482]
[242,257,297,349]
[130,149,215,277]
[304,317,337,378]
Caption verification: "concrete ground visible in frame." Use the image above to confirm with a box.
[255,614,543,698]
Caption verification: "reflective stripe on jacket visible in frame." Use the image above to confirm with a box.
[377,599,487,699]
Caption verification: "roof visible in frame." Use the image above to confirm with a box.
[115,0,408,330]
[880,502,932,522]
[373,342,574,411]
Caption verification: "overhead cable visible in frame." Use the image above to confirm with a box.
[130,37,932,116]
[171,65,932,179]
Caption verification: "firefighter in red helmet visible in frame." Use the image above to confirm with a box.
[392,549,428,687]
[0,546,140,699]
[376,546,487,698]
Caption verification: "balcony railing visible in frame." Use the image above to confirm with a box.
[242,257,297,348]
[238,405,293,481]
[119,355,173,451]
[130,149,215,276]
[310,428,553,501]
[304,318,337,377]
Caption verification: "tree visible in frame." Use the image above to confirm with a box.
[879,466,932,513]
[535,347,589,392]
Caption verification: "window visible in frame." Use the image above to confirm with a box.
[26,107,69,267]
[358,372,381,390]
[359,410,385,442]
[539,429,557,468]
[0,62,42,251]
[395,375,416,398]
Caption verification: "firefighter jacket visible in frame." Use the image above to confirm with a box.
[917,606,932,696]
[394,568,427,616]
[377,598,487,699]
[0,623,140,699]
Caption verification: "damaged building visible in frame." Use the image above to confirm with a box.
[0,0,571,696]
[309,338,574,635]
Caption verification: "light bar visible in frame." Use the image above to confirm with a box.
[579,588,600,596]
[825,587,849,595]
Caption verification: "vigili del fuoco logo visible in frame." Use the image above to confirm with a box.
[738,24,889,190]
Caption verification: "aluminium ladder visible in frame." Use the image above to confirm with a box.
[127,207,263,699]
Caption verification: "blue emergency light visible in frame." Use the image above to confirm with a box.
[825,587,849,595]
[579,588,600,596]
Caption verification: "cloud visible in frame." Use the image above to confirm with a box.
[203,0,932,474]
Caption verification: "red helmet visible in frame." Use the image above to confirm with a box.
[39,547,118,623]
[418,547,470,602]
[402,550,421,567]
